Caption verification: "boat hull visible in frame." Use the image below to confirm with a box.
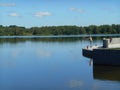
[82,48,93,58]
[82,48,120,65]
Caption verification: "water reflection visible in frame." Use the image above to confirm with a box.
[93,65,120,82]
[69,80,84,88]
[0,36,120,90]
[0,36,107,44]
[0,37,82,44]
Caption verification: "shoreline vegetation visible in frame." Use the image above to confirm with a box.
[0,24,120,36]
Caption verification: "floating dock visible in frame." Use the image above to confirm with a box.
[82,38,120,65]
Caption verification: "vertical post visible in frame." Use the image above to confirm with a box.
[103,38,109,48]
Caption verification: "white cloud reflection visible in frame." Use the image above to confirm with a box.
[69,80,84,88]
[0,59,16,68]
[11,51,19,58]
[36,49,51,57]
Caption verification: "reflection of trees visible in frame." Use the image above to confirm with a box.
[0,37,84,44]
[0,36,119,44]
[0,38,26,44]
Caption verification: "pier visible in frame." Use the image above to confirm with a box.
[82,38,120,65]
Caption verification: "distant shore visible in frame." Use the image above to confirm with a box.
[0,24,120,36]
[0,34,120,38]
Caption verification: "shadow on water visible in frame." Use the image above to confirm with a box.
[93,65,120,82]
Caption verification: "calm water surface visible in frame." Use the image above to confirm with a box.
[0,37,120,90]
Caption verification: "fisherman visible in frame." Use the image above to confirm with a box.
[89,35,93,47]
[89,36,93,42]
[110,37,112,43]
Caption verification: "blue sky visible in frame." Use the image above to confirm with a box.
[0,0,120,27]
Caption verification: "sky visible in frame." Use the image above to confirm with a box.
[0,0,120,27]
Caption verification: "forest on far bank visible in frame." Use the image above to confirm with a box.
[0,24,120,36]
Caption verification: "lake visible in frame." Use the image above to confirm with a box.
[0,36,120,90]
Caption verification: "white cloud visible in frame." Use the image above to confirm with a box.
[70,7,85,13]
[9,13,20,17]
[34,12,52,17]
[0,3,15,7]
[102,8,113,12]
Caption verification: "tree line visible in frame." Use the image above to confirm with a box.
[0,24,120,36]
